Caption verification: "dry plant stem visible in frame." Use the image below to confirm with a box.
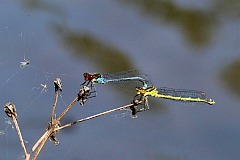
[31,131,49,154]
[31,89,138,159]
[31,91,59,154]
[32,129,53,160]
[55,103,138,132]
[12,116,30,159]
[51,91,59,124]
[31,97,79,159]
[56,96,78,121]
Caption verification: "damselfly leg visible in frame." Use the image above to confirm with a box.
[133,93,150,112]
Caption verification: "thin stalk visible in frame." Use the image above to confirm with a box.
[32,97,78,159]
[31,90,58,157]
[51,91,58,125]
[31,131,49,154]
[55,103,136,131]
[32,129,52,160]
[56,96,78,122]
[12,116,30,159]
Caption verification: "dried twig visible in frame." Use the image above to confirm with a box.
[32,129,52,160]
[31,130,49,154]
[56,97,79,122]
[31,85,91,159]
[51,78,62,125]
[31,79,63,159]
[3,78,143,160]
[55,100,142,131]
[4,102,30,160]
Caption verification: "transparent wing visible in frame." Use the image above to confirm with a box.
[102,70,152,89]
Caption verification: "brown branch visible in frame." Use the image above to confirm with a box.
[31,130,49,154]
[32,129,52,160]
[12,116,30,159]
[55,100,141,132]
[4,102,30,159]
[56,97,79,122]
[51,91,59,125]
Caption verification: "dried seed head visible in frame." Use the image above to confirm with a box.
[77,86,91,106]
[54,78,62,92]
[4,102,17,118]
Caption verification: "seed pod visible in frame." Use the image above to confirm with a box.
[4,102,17,118]
[54,78,62,92]
[77,86,91,106]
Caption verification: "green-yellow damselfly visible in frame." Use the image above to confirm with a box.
[135,86,215,111]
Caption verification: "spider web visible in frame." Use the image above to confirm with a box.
[0,1,135,159]
[0,55,72,159]
[0,2,75,159]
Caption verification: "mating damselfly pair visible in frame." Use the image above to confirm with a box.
[81,70,215,112]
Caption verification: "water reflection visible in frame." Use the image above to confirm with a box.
[121,0,216,46]
[22,0,240,48]
[54,24,133,73]
[0,0,239,159]
[214,0,240,17]
[221,59,240,95]
[21,0,64,15]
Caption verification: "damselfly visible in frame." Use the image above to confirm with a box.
[135,86,215,111]
[82,70,151,89]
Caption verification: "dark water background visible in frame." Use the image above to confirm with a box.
[0,0,240,160]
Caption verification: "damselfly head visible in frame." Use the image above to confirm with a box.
[83,73,101,81]
[83,73,90,81]
[136,87,148,95]
[136,87,141,94]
